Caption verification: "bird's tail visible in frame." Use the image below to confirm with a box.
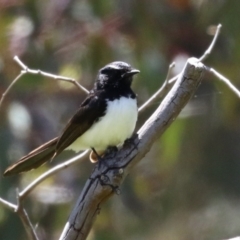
[4,137,58,176]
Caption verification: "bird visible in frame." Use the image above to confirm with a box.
[4,61,139,176]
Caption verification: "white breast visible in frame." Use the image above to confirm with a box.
[67,96,138,152]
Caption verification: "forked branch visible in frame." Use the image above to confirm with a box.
[0,56,89,108]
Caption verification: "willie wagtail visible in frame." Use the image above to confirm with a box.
[4,61,139,176]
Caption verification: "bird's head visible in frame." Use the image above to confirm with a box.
[95,61,140,90]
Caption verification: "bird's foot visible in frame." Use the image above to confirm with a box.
[105,146,118,156]
[123,133,139,150]
[91,148,109,170]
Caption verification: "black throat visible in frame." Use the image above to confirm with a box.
[92,83,136,101]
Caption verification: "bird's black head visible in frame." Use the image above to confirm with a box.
[95,61,139,90]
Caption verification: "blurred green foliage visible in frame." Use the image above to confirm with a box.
[1,0,240,239]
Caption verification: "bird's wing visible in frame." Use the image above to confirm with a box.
[3,92,106,176]
[55,92,107,154]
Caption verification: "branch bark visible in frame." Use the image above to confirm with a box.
[59,57,206,240]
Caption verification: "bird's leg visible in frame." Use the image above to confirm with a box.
[91,148,108,169]
[91,148,102,160]
[50,151,57,162]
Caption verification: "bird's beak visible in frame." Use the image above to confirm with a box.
[123,69,140,77]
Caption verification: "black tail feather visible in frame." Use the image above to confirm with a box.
[4,137,58,176]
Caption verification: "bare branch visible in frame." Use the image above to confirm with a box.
[0,197,17,211]
[19,150,88,200]
[0,152,89,240]
[209,67,240,98]
[16,207,39,240]
[59,58,206,240]
[199,24,222,62]
[13,56,89,94]
[0,56,89,109]
[16,197,39,240]
[138,62,175,112]
[0,71,25,108]
[0,195,39,240]
[14,56,28,69]
[166,24,221,87]
[0,151,89,240]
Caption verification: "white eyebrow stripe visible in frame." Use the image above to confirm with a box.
[106,65,120,70]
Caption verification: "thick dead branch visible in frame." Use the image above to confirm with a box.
[59,57,206,240]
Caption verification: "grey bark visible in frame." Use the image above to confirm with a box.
[59,58,206,240]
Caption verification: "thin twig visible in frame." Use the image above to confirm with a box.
[0,71,25,108]
[0,151,88,239]
[138,62,175,112]
[167,23,222,86]
[0,56,89,109]
[0,195,39,240]
[17,208,39,240]
[19,150,88,200]
[13,56,89,94]
[168,74,179,84]
[209,67,240,98]
[199,24,222,62]
[0,197,17,211]
[16,191,39,240]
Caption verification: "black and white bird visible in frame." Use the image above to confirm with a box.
[4,61,139,176]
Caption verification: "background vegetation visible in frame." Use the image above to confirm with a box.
[1,0,240,239]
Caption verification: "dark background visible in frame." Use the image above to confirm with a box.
[1,0,240,239]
